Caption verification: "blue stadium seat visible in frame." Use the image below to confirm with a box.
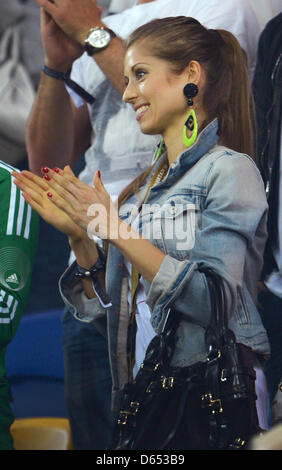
[6,309,68,418]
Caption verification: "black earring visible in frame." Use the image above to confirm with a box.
[182,83,199,147]
[183,83,198,106]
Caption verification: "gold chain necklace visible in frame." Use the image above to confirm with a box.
[143,160,169,204]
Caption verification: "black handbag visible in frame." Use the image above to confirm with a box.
[111,268,261,450]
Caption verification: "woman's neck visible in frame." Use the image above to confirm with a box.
[165,133,187,166]
[164,109,208,166]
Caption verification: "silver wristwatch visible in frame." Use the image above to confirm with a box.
[84,26,116,55]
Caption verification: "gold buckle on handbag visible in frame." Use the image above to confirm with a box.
[221,369,227,382]
[229,437,246,449]
[146,376,174,393]
[129,401,140,414]
[140,362,160,371]
[202,393,223,414]
[117,401,140,425]
[162,377,174,390]
[118,411,130,425]
[207,349,221,362]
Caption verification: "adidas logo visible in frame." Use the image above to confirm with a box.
[5,273,19,284]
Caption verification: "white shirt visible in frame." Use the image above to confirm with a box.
[248,0,282,29]
[109,0,136,14]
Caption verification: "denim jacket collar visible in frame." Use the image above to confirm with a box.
[151,118,220,192]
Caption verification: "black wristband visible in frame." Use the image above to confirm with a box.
[75,251,112,308]
[75,254,105,279]
[42,65,95,105]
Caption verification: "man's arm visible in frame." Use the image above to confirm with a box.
[26,73,91,174]
[27,3,126,175]
[87,35,127,95]
[26,8,92,175]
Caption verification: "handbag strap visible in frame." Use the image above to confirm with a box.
[0,27,12,63]
[160,267,230,355]
[199,267,233,348]
[198,267,252,449]
[11,26,20,64]
[0,25,20,65]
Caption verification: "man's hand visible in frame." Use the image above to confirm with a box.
[36,0,104,48]
[40,8,84,71]
[37,0,127,94]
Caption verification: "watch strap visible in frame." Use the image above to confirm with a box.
[84,26,116,56]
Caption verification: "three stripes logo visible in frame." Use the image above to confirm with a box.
[5,272,20,289]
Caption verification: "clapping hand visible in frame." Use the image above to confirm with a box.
[12,166,85,241]
[37,0,104,46]
[14,165,121,241]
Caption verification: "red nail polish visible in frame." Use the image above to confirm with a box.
[53,167,60,173]
[41,167,49,173]
[44,175,51,181]
[97,170,101,178]
[47,192,53,198]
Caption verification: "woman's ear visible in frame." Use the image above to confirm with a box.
[185,60,202,86]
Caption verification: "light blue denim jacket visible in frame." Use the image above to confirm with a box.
[59,120,270,410]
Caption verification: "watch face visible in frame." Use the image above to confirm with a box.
[88,29,111,49]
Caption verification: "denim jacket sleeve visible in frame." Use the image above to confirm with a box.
[59,261,107,334]
[146,152,268,334]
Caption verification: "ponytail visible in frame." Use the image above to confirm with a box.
[211,30,255,158]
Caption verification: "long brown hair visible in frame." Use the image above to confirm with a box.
[119,16,255,207]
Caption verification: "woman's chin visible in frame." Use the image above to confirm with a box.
[139,123,160,136]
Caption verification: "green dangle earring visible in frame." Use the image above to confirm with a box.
[182,83,199,148]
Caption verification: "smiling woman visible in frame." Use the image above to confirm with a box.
[13,16,269,450]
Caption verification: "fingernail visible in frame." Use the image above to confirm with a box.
[97,170,101,178]
[41,167,49,173]
[47,192,53,198]
[44,175,51,181]
[53,167,60,173]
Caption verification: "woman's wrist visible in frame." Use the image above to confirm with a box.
[70,235,107,302]
[69,234,99,269]
[68,230,89,247]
